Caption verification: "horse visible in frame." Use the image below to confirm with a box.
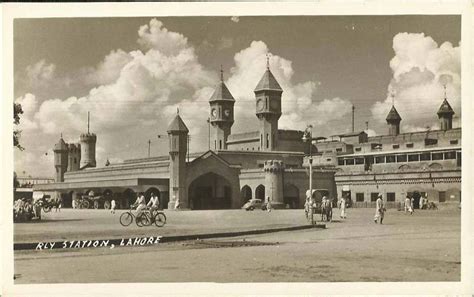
[321,198,333,222]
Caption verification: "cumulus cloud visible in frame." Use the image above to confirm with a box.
[16,18,216,175]
[83,49,133,85]
[371,32,461,132]
[15,19,352,176]
[226,41,352,134]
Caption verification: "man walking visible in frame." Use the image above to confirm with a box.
[266,196,272,212]
[339,195,347,219]
[405,194,413,215]
[110,199,116,214]
[374,194,386,224]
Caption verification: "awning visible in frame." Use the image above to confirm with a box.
[33,178,169,192]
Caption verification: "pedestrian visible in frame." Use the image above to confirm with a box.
[339,195,347,219]
[175,197,181,210]
[405,194,413,215]
[419,195,424,210]
[110,199,116,214]
[266,196,272,212]
[410,196,415,214]
[374,194,386,224]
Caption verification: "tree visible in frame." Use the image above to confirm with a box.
[14,103,24,150]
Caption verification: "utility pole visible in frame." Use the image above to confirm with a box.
[352,105,355,133]
[148,139,151,157]
[207,118,211,150]
[366,121,369,131]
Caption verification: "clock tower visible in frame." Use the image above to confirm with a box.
[209,68,235,150]
[255,57,283,151]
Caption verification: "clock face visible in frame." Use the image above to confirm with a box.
[270,100,280,109]
[211,108,218,118]
[256,99,264,111]
[224,109,231,118]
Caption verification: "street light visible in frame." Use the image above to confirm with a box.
[303,124,314,225]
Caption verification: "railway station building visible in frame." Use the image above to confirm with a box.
[34,64,461,210]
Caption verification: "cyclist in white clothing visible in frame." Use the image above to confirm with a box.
[147,193,160,218]
[132,193,146,218]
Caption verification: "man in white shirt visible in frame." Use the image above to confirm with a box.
[132,193,146,219]
[374,194,386,224]
[147,193,160,218]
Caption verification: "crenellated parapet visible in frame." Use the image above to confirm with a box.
[264,160,285,173]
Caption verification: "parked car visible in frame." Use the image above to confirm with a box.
[242,199,265,211]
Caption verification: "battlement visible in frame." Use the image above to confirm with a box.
[264,160,285,172]
[80,133,97,142]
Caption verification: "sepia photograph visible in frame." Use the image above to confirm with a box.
[2,2,472,295]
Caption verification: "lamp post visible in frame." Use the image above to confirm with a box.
[303,124,314,225]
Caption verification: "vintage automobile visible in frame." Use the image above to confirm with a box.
[242,199,266,211]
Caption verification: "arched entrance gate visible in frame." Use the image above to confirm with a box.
[188,172,232,210]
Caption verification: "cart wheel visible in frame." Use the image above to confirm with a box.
[104,201,111,209]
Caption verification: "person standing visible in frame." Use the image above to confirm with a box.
[339,196,347,219]
[110,199,116,214]
[374,194,386,224]
[410,196,415,214]
[266,196,272,212]
[175,197,181,210]
[405,195,413,215]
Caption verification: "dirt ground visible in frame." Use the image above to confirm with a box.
[14,206,460,283]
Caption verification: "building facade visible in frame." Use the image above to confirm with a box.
[312,98,461,208]
[34,61,461,210]
[35,64,336,210]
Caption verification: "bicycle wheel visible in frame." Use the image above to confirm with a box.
[154,212,166,227]
[119,212,133,226]
[136,213,151,227]
[83,200,90,209]
[43,206,51,213]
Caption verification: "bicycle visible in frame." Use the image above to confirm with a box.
[140,207,167,227]
[119,208,148,227]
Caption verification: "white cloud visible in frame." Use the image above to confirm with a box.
[16,19,216,175]
[371,32,461,133]
[25,59,56,86]
[15,93,39,130]
[137,19,188,55]
[16,20,353,176]
[83,49,133,85]
[226,40,352,134]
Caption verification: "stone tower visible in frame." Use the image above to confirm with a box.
[67,143,81,172]
[386,105,402,136]
[264,160,285,209]
[54,136,68,182]
[437,98,454,131]
[80,112,97,168]
[167,111,189,210]
[209,68,235,150]
[255,57,283,151]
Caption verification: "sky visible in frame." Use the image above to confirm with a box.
[13,16,461,177]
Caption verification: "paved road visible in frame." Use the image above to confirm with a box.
[14,207,460,283]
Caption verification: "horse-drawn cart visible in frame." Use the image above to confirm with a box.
[305,189,333,222]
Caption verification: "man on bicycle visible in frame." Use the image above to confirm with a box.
[147,192,160,219]
[131,193,146,219]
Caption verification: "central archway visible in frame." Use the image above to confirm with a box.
[188,172,232,210]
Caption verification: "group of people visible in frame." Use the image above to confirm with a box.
[129,192,161,218]
[13,197,39,222]
[404,193,430,214]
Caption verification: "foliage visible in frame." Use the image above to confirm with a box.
[14,103,24,150]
